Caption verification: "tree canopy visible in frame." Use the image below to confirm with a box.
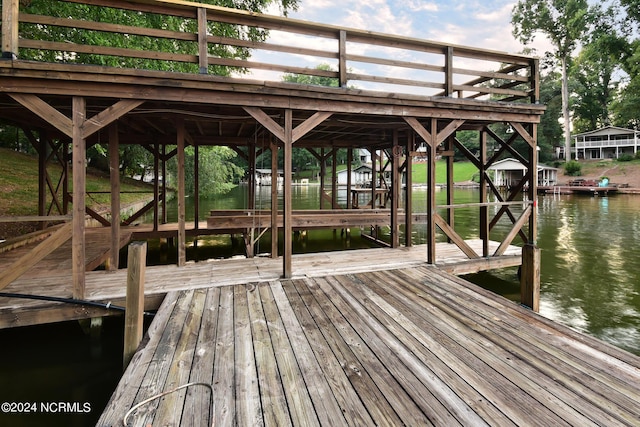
[513,0,640,159]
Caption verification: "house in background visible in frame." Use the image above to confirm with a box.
[255,168,283,186]
[336,164,373,186]
[488,158,559,188]
[573,126,640,160]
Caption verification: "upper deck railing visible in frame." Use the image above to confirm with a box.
[1,0,539,103]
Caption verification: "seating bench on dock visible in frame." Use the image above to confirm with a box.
[98,266,640,426]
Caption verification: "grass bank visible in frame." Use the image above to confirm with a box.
[0,148,154,217]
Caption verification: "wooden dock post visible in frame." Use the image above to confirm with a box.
[521,244,540,312]
[123,241,147,369]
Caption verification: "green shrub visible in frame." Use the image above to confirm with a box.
[564,160,582,176]
[617,153,634,162]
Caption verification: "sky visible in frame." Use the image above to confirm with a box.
[266,0,553,56]
[251,0,554,92]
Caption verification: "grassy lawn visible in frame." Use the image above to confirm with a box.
[412,160,478,184]
[0,148,154,216]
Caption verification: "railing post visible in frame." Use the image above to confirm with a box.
[197,8,208,74]
[530,58,540,104]
[1,0,19,59]
[339,30,347,87]
[444,46,453,97]
[123,241,147,369]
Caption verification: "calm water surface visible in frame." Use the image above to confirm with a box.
[2,185,639,426]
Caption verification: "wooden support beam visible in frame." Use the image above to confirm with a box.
[331,146,338,209]
[405,134,413,247]
[346,148,353,210]
[445,135,455,244]
[292,111,332,143]
[81,100,143,139]
[72,96,86,299]
[283,109,293,278]
[434,214,479,259]
[10,94,73,137]
[494,206,532,257]
[480,129,489,257]
[270,138,278,258]
[521,244,540,312]
[427,119,437,263]
[176,119,186,267]
[123,241,146,368]
[391,131,399,248]
[153,142,160,231]
[109,123,120,270]
[0,222,72,291]
[244,107,285,142]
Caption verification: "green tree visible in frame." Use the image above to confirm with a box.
[167,146,244,197]
[537,71,563,163]
[610,1,640,129]
[20,0,298,74]
[570,7,625,133]
[512,0,596,161]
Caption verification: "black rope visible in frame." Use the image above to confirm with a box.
[0,292,155,316]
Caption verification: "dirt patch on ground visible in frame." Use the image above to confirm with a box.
[0,222,38,241]
[557,160,640,188]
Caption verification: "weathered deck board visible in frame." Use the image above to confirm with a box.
[98,267,640,427]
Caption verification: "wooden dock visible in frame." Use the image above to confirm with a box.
[0,237,521,328]
[98,266,640,426]
[538,185,619,195]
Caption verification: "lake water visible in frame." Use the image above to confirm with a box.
[1,185,638,426]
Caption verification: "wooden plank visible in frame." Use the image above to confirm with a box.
[434,213,479,259]
[348,271,520,426]
[176,119,186,266]
[97,291,181,427]
[315,275,459,425]
[401,267,640,425]
[295,277,406,426]
[0,222,72,291]
[283,110,293,278]
[1,0,19,57]
[152,288,207,426]
[109,123,120,270]
[247,283,292,427]
[9,93,72,137]
[259,282,320,426]
[181,287,220,426]
[131,290,195,426]
[270,281,347,426]
[213,286,236,426]
[234,284,263,427]
[370,269,595,426]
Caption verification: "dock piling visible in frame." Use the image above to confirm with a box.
[520,244,540,312]
[123,241,147,369]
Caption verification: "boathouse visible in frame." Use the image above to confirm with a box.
[3,1,640,425]
[0,0,546,325]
